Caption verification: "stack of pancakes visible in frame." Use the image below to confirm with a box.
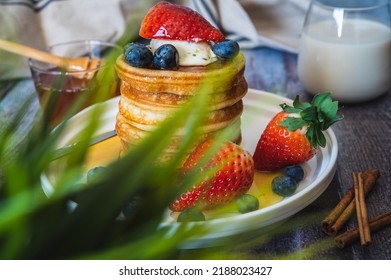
[115,52,247,162]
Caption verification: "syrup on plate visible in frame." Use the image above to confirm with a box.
[82,136,284,221]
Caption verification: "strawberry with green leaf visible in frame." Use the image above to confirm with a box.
[253,92,343,172]
[170,139,254,212]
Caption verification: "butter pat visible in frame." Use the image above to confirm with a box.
[150,39,217,66]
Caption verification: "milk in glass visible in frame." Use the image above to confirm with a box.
[298,18,391,102]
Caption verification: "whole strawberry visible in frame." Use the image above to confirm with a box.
[139,1,225,43]
[253,92,342,172]
[170,139,254,212]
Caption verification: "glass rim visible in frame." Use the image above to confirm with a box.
[311,0,390,11]
[28,39,121,75]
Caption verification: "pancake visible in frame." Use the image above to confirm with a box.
[120,77,248,110]
[116,114,242,159]
[115,50,248,163]
[115,52,246,96]
[118,96,243,131]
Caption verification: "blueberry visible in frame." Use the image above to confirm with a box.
[86,166,106,183]
[272,175,298,197]
[124,44,153,68]
[123,42,143,56]
[153,44,179,70]
[177,208,205,222]
[235,194,259,213]
[212,40,240,60]
[283,165,305,182]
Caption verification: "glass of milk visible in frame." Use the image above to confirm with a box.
[298,0,391,102]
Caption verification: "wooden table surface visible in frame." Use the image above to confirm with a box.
[1,46,390,260]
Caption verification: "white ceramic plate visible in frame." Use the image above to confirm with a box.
[41,89,338,248]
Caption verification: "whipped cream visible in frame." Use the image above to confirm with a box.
[150,39,217,66]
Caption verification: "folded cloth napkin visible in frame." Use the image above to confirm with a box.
[184,0,310,53]
[0,0,309,80]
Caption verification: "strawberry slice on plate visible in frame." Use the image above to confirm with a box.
[170,139,254,212]
[140,1,225,43]
[253,92,343,172]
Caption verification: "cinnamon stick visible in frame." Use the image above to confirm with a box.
[354,172,371,246]
[335,210,391,249]
[321,168,380,236]
[321,188,354,234]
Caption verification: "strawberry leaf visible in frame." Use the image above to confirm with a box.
[282,106,302,114]
[321,101,343,129]
[301,106,318,122]
[293,95,311,110]
[317,110,327,130]
[315,126,327,147]
[280,103,301,113]
[280,93,342,149]
[312,92,331,107]
[281,95,311,114]
[279,117,307,131]
[306,126,317,148]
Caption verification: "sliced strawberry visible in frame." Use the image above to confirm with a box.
[253,93,342,172]
[140,1,225,43]
[170,139,254,212]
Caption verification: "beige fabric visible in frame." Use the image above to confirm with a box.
[0,0,310,80]
[240,0,310,51]
[184,0,310,52]
[0,0,154,79]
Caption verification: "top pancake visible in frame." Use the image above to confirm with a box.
[115,52,246,96]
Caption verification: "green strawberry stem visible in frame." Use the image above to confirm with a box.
[279,92,343,148]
